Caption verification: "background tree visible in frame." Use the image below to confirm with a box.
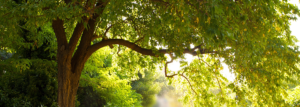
[154,75,184,107]
[1,0,300,106]
[0,60,58,107]
[77,47,143,107]
[131,70,161,107]
[0,23,58,107]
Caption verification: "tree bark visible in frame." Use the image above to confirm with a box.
[56,47,75,107]
[52,1,106,106]
[56,46,87,107]
[57,60,79,107]
[52,18,86,107]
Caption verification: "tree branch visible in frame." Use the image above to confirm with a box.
[85,39,217,95]
[52,19,68,48]
[68,17,88,56]
[71,1,107,73]
[91,20,129,41]
[163,55,198,94]
[91,24,113,41]
[88,39,216,57]
[71,14,99,72]
[86,38,218,95]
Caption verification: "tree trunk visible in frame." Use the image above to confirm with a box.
[51,1,107,106]
[57,68,79,107]
[56,47,84,107]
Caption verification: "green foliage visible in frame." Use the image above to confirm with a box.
[0,59,57,107]
[76,86,106,107]
[0,15,58,106]
[156,76,175,96]
[78,47,142,107]
[131,70,161,107]
[154,75,185,107]
[16,23,57,60]
[113,46,162,80]
[287,86,300,106]
[1,0,300,106]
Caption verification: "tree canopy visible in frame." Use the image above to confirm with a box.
[1,0,300,106]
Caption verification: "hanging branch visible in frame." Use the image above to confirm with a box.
[91,24,113,41]
[88,39,217,57]
[164,54,198,95]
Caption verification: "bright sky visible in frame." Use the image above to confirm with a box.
[167,0,300,82]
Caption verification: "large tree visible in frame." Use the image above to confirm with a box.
[1,0,300,106]
[131,70,161,107]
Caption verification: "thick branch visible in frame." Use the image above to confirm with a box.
[52,19,68,48]
[71,14,99,72]
[67,0,93,54]
[71,1,107,73]
[68,17,88,55]
[88,39,216,57]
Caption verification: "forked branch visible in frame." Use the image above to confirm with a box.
[164,54,198,94]
[52,19,68,48]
